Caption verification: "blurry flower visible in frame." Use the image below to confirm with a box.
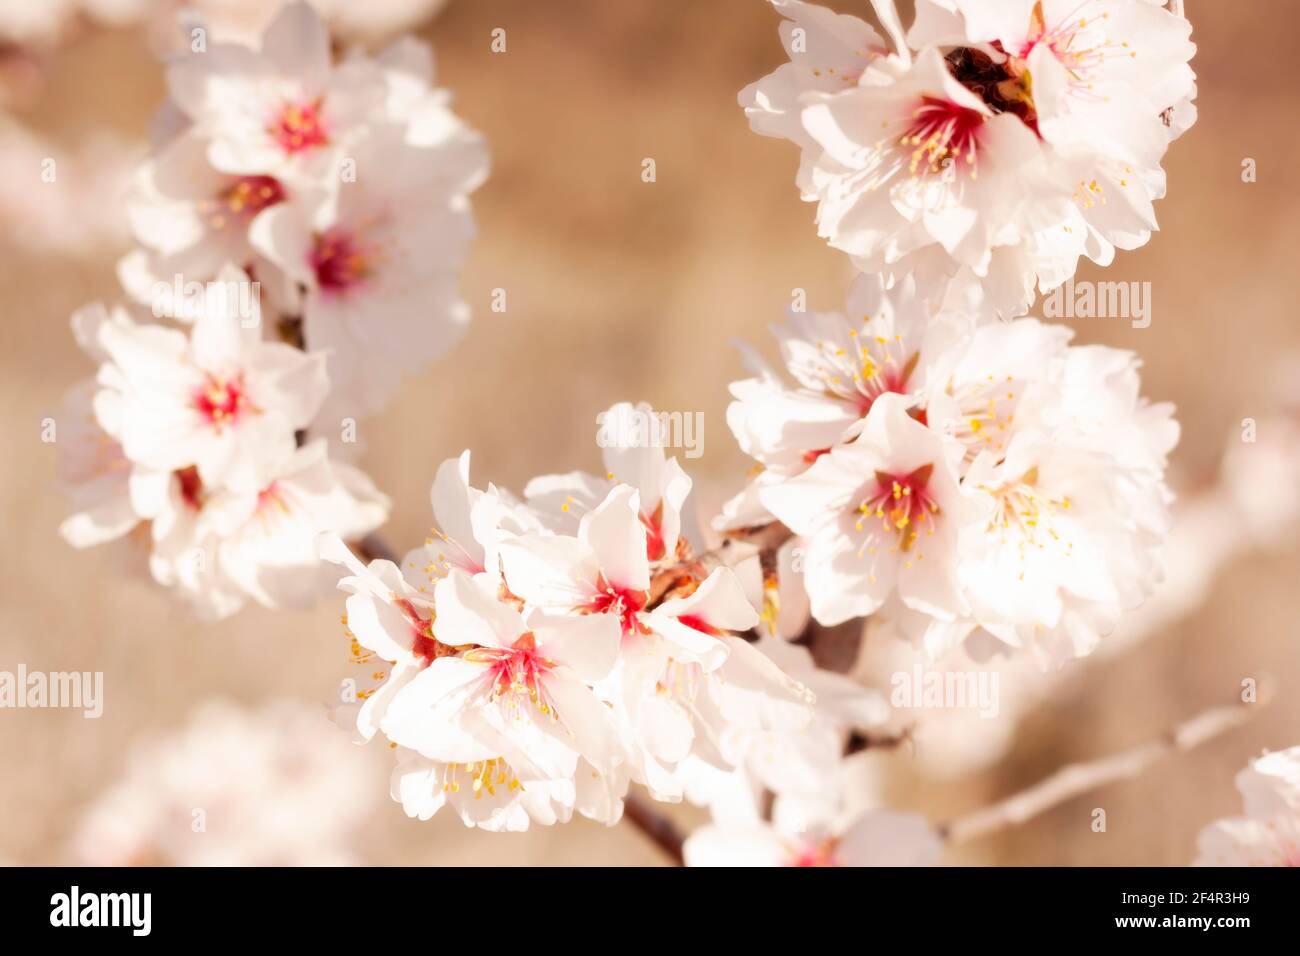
[685,792,941,867]
[1194,746,1300,867]
[72,698,378,866]
[0,116,135,256]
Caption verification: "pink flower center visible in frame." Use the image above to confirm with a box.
[856,463,940,553]
[902,96,987,176]
[464,633,555,706]
[193,372,250,431]
[270,99,329,155]
[785,837,841,867]
[310,229,372,293]
[588,576,649,637]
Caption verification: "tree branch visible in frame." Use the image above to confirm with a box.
[623,795,686,865]
[939,687,1269,845]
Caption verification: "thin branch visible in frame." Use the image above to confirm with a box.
[353,532,397,564]
[623,795,686,866]
[939,687,1269,845]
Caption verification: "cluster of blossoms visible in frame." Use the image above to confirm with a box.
[741,0,1196,315]
[726,0,1192,668]
[57,2,486,618]
[72,699,379,866]
[324,404,828,831]
[722,272,1178,665]
[1194,746,1300,867]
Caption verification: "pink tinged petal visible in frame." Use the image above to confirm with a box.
[540,672,625,775]
[429,451,485,569]
[667,567,760,633]
[716,635,814,732]
[635,695,696,764]
[579,484,651,590]
[527,610,622,684]
[380,657,499,763]
[432,570,525,650]
[344,592,415,662]
[259,0,332,92]
[642,615,729,672]
[497,534,601,610]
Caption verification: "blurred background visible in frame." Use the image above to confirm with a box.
[1,0,1297,866]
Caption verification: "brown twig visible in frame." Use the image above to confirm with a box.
[623,794,686,866]
[939,687,1269,845]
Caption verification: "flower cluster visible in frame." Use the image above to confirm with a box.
[722,274,1177,665]
[57,2,486,618]
[741,0,1196,315]
[730,0,1192,667]
[324,405,819,831]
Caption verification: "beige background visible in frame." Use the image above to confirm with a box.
[1,0,1297,865]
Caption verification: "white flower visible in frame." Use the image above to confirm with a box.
[148,438,388,619]
[72,698,379,866]
[931,332,1178,663]
[57,304,151,549]
[250,113,486,415]
[381,570,626,778]
[324,456,816,826]
[93,267,329,494]
[1194,746,1300,867]
[726,288,1177,663]
[681,636,889,812]
[743,0,1197,314]
[761,392,983,626]
[124,2,487,416]
[718,273,971,531]
[398,450,546,596]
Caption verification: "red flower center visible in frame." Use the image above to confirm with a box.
[193,372,250,430]
[270,99,329,154]
[310,229,372,293]
[902,96,987,176]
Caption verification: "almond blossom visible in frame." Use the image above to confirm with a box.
[322,451,817,828]
[743,0,1197,314]
[1194,746,1300,867]
[93,267,328,494]
[726,285,1177,664]
[122,1,487,415]
[761,392,983,627]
